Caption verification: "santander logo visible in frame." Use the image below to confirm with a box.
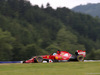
[63,53,68,57]
[78,52,86,56]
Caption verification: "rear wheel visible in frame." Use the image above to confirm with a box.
[77,55,84,62]
[36,56,43,63]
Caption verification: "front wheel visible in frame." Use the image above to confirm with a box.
[77,55,84,62]
[36,56,43,63]
[22,60,26,63]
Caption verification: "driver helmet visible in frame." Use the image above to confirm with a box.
[53,53,57,55]
[57,50,60,54]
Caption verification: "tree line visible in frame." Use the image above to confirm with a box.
[0,0,100,60]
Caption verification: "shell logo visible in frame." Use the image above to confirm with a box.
[62,53,64,55]
[60,56,62,59]
[55,56,58,59]
[47,56,49,58]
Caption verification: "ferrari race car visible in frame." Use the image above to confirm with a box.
[23,50,86,63]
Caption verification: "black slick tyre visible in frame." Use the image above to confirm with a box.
[77,55,84,62]
[36,56,43,63]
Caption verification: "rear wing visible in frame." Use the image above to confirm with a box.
[76,50,86,57]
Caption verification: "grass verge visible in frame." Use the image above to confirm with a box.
[0,62,100,75]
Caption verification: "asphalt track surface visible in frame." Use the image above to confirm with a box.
[0,60,100,64]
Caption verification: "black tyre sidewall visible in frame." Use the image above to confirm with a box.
[36,56,43,63]
[77,55,84,62]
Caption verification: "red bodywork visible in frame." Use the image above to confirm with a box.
[24,50,86,63]
[77,50,86,57]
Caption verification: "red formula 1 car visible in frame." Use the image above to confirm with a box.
[23,50,86,63]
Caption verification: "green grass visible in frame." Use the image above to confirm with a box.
[0,62,100,75]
